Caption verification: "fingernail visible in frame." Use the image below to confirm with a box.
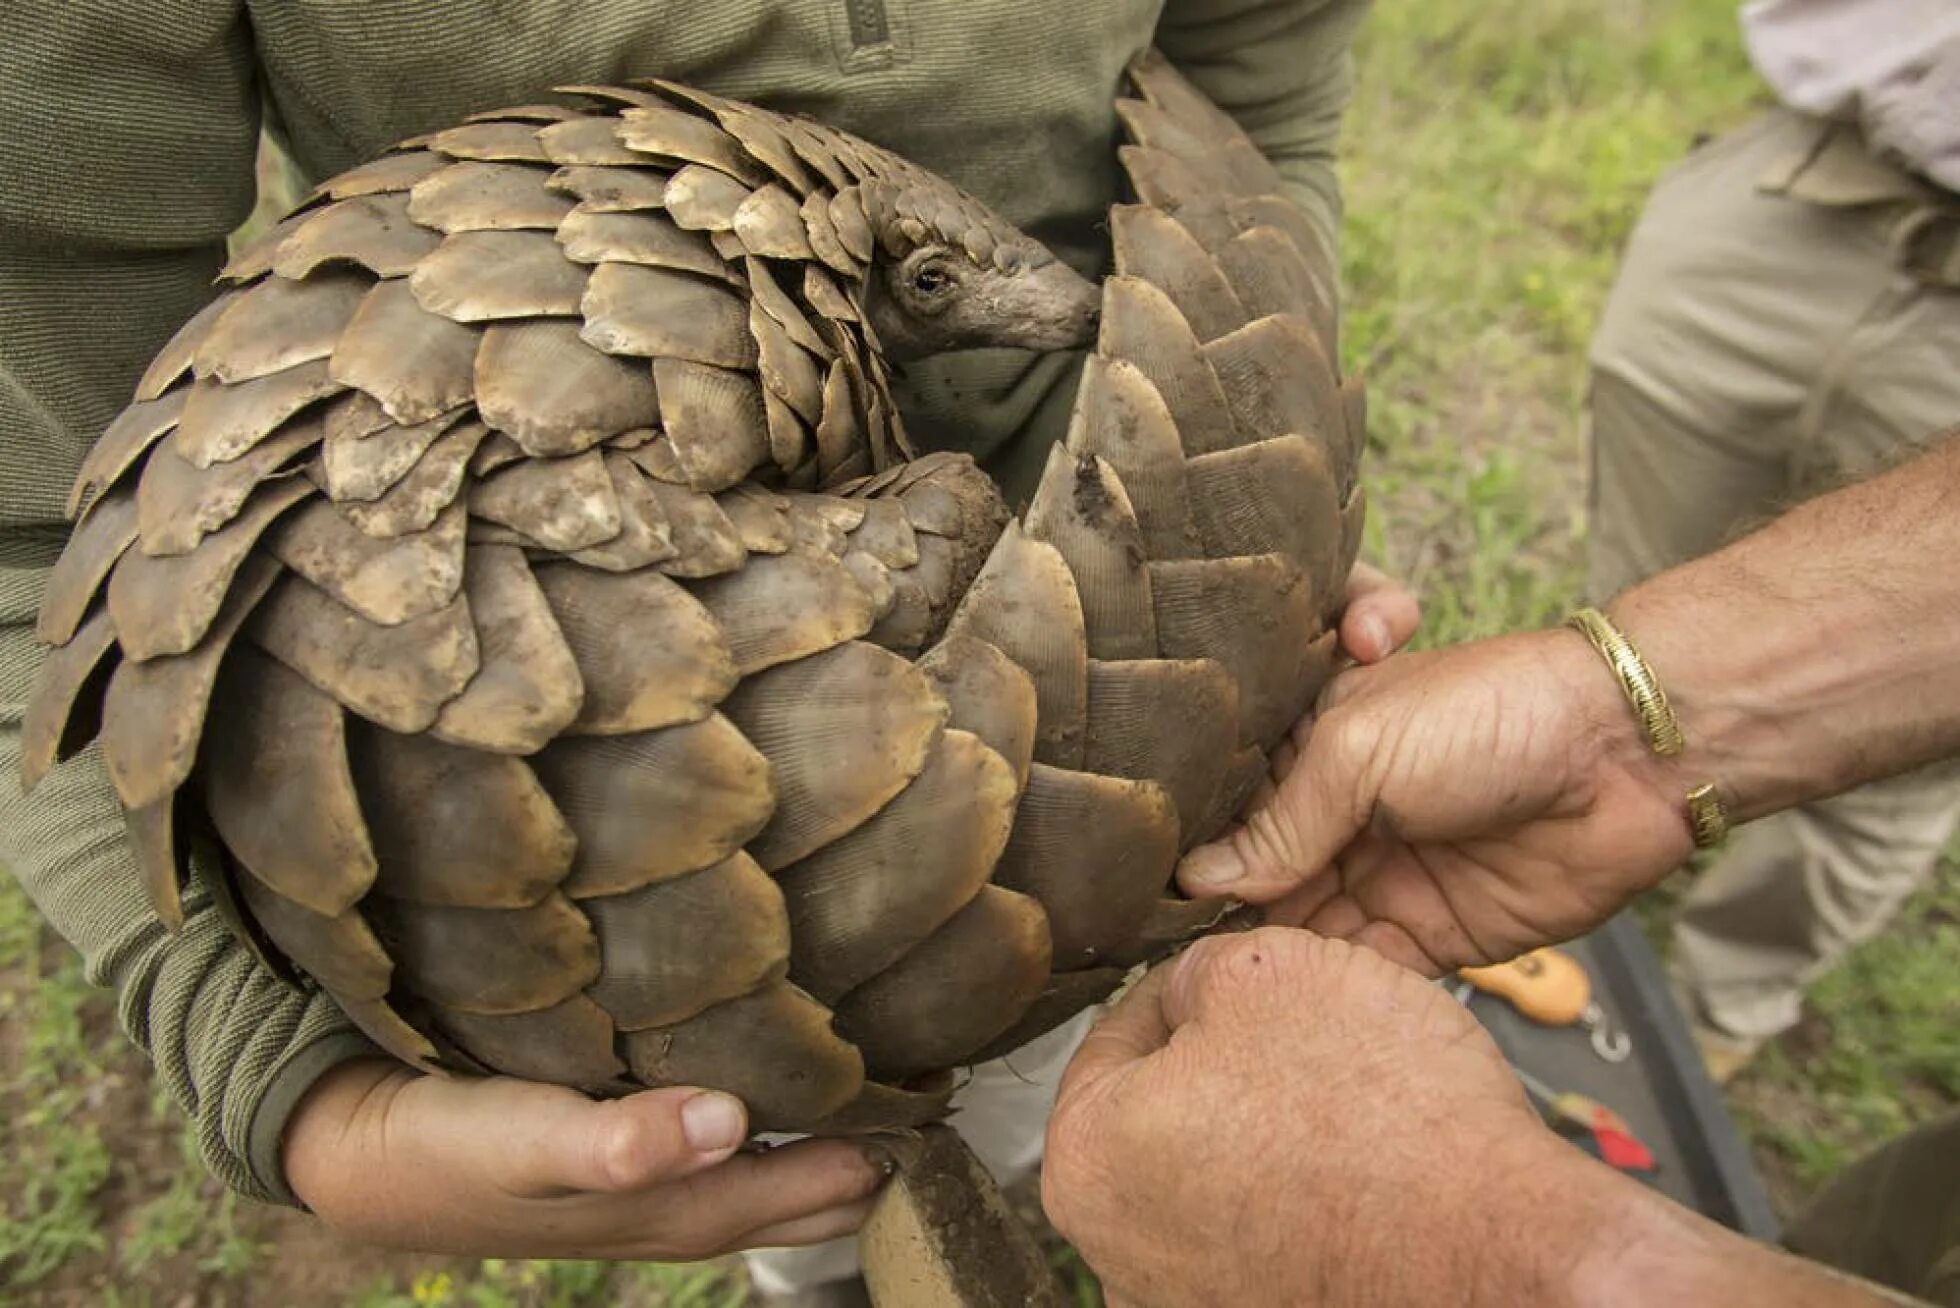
[681,1092,747,1153]
[1360,613,1392,658]
[1180,846,1245,889]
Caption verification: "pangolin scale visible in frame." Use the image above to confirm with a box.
[24,50,1365,1135]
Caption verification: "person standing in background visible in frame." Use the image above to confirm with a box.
[1586,0,1960,1079]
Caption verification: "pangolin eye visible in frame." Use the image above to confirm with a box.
[911,265,951,295]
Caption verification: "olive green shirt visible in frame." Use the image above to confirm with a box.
[0,0,1365,1204]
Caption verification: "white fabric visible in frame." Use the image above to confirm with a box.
[743,1009,1094,1296]
[1742,0,1960,189]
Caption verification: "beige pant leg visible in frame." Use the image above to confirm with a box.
[1587,109,1960,1042]
[743,1011,1091,1294]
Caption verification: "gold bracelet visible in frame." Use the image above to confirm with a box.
[1566,607,1730,848]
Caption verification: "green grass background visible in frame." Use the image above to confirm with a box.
[4,0,1956,1302]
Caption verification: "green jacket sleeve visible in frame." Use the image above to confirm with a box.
[1157,0,1370,264]
[0,1,377,1207]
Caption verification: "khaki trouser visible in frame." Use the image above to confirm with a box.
[1587,108,1960,1045]
[742,1010,1090,1295]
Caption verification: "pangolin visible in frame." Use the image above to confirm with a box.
[23,51,1364,1142]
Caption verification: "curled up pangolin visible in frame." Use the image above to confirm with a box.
[22,48,1365,1272]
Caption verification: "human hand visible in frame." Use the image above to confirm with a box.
[1043,928,1599,1306]
[1335,560,1422,664]
[1179,628,1693,974]
[283,1060,886,1259]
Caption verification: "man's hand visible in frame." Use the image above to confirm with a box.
[1178,629,1694,974]
[1045,928,1892,1308]
[1044,929,1590,1306]
[283,1061,886,1260]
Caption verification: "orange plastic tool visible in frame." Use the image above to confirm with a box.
[1457,948,1631,1061]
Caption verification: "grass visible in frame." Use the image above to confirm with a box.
[2,0,1954,1301]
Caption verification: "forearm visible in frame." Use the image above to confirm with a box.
[1609,431,1960,823]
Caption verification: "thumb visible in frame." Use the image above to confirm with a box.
[1057,963,1176,1104]
[1176,714,1371,902]
[479,1080,751,1195]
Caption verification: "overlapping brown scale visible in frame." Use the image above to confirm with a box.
[336,420,486,538]
[722,640,949,871]
[686,550,873,676]
[747,259,833,356]
[1185,435,1343,599]
[201,647,378,915]
[534,563,736,734]
[615,107,767,185]
[408,161,576,234]
[651,359,771,492]
[429,120,552,164]
[714,108,820,195]
[663,165,757,232]
[319,403,464,504]
[314,149,446,202]
[1149,555,1323,747]
[272,194,444,279]
[468,449,622,551]
[135,292,240,402]
[914,634,1037,793]
[828,188,876,264]
[967,967,1127,1065]
[533,715,773,897]
[1114,144,1228,242]
[431,996,627,1086]
[1200,315,1343,454]
[1096,276,1236,459]
[193,271,372,385]
[173,360,342,469]
[218,212,310,285]
[250,574,478,733]
[832,885,1050,1080]
[537,116,643,166]
[1109,205,1246,342]
[126,797,187,929]
[101,551,281,810]
[751,301,825,428]
[717,485,794,553]
[813,1078,960,1135]
[992,763,1179,968]
[68,390,187,517]
[582,851,789,1030]
[732,184,814,260]
[269,497,467,627]
[567,456,680,572]
[1115,98,1276,201]
[426,545,583,753]
[846,499,918,570]
[234,865,391,997]
[1216,226,1337,357]
[369,891,599,1014]
[545,165,671,212]
[329,282,482,427]
[18,607,116,793]
[1190,744,1272,849]
[800,192,861,278]
[349,724,574,907]
[802,262,858,326]
[579,261,755,370]
[554,207,725,279]
[135,420,319,558]
[641,477,746,577]
[1057,358,1202,560]
[774,114,856,192]
[939,524,1087,769]
[37,486,137,645]
[622,981,864,1131]
[1226,194,1336,293]
[476,320,660,457]
[111,476,312,660]
[409,230,588,322]
[1083,658,1237,839]
[1022,444,1156,661]
[778,727,1015,1001]
[334,994,445,1073]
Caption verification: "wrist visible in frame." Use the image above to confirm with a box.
[281,1057,417,1212]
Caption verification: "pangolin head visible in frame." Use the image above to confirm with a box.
[850,169,1101,362]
